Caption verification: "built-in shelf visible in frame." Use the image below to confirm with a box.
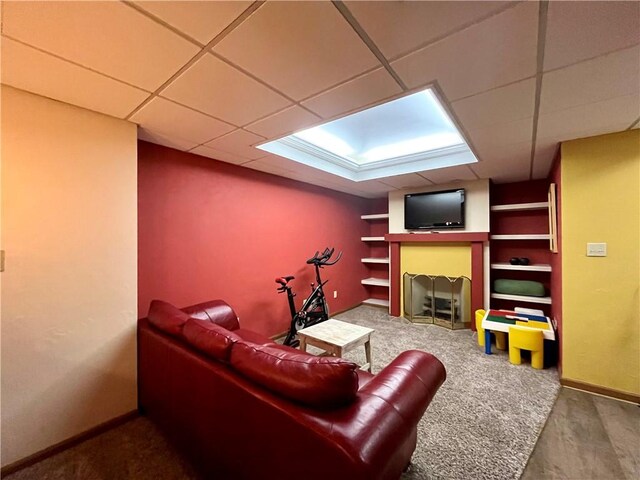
[490,202,549,212]
[361,236,386,241]
[491,263,552,272]
[491,293,552,305]
[490,234,550,240]
[361,213,389,220]
[362,298,389,307]
[361,257,390,264]
[361,277,390,287]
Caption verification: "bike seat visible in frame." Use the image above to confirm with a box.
[275,275,295,286]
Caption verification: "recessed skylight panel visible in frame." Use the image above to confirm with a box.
[257,87,477,181]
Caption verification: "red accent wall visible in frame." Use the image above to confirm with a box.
[138,141,371,336]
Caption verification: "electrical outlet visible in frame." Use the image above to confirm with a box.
[587,243,607,257]
[333,290,338,299]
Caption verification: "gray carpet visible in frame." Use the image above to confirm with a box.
[5,305,559,480]
[333,306,560,480]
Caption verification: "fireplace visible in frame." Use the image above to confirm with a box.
[403,273,471,329]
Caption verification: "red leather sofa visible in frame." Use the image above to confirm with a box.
[138,299,446,480]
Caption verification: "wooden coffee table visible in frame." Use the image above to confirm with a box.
[297,319,374,372]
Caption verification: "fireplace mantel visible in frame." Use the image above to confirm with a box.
[385,232,489,243]
[385,232,488,329]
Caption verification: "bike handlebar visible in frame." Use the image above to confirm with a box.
[306,247,341,266]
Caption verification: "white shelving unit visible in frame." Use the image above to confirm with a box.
[490,192,556,312]
[361,213,390,309]
[361,257,390,264]
[362,298,390,307]
[491,293,552,305]
[490,202,549,212]
[490,234,550,240]
[491,263,552,272]
[361,277,390,287]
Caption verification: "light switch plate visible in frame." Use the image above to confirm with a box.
[587,243,607,257]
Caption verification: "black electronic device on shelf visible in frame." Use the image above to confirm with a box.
[404,189,465,230]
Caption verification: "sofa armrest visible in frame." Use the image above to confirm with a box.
[359,350,446,427]
[181,300,240,331]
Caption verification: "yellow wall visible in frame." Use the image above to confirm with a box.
[400,243,471,315]
[561,129,640,396]
[1,86,138,465]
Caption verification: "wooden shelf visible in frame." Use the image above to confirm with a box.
[361,236,386,241]
[361,213,389,220]
[491,202,549,212]
[361,257,390,264]
[361,277,390,287]
[490,234,550,240]
[362,298,389,307]
[491,263,552,272]
[491,293,552,304]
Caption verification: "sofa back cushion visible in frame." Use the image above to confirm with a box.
[181,300,240,331]
[230,342,359,409]
[182,318,240,361]
[147,300,191,336]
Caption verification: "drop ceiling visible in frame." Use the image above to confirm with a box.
[1,1,638,198]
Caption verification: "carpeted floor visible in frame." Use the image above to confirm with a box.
[4,305,560,480]
[334,306,560,480]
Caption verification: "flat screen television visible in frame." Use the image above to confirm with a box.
[404,189,465,230]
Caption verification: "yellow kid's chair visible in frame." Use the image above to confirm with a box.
[475,309,507,350]
[508,326,544,369]
[475,309,486,347]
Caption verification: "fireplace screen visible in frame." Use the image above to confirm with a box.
[403,273,471,329]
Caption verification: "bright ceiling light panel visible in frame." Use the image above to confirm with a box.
[257,88,478,182]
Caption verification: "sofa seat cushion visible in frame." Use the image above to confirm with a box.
[230,342,359,409]
[233,328,275,346]
[148,300,191,336]
[182,318,241,361]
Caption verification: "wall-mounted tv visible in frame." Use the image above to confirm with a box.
[404,189,465,230]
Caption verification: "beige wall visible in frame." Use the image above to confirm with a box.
[561,130,639,396]
[1,86,138,466]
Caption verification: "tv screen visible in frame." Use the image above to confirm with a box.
[404,189,465,230]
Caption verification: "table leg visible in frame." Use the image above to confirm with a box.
[364,338,372,373]
[299,337,307,353]
[484,330,492,355]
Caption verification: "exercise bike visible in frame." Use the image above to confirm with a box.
[275,247,342,347]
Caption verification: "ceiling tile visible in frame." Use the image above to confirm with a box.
[2,1,199,91]
[131,1,252,44]
[162,54,290,126]
[531,139,559,180]
[138,128,199,151]
[190,144,255,165]
[420,165,479,184]
[452,78,536,130]
[467,117,534,154]
[204,129,266,160]
[470,142,532,183]
[301,68,402,119]
[243,159,376,198]
[346,1,517,60]
[212,1,380,101]
[544,1,640,71]
[245,106,321,139]
[130,97,234,143]
[378,173,434,189]
[391,1,538,101]
[537,93,639,142]
[540,46,640,115]
[1,37,149,119]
